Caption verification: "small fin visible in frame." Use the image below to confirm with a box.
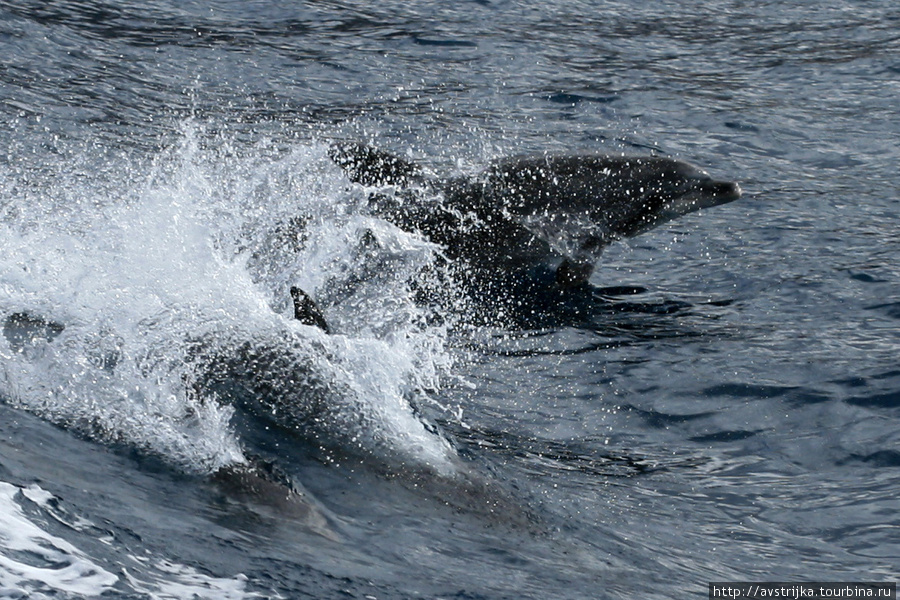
[290,287,330,333]
[327,142,422,187]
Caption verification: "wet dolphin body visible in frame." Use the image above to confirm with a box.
[1,308,523,524]
[0,301,340,501]
[328,143,742,287]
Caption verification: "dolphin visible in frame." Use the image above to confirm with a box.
[328,143,742,287]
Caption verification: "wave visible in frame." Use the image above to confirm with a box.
[0,479,261,599]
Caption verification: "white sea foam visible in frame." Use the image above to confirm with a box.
[122,559,269,600]
[0,481,117,598]
[0,481,267,599]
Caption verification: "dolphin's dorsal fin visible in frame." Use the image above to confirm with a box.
[328,142,422,187]
[290,287,330,333]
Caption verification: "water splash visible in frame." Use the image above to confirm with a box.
[0,124,458,475]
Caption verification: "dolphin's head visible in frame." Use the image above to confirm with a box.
[487,155,741,235]
[476,154,742,285]
[601,157,742,238]
[486,154,741,245]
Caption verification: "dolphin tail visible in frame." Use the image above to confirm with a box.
[327,142,423,187]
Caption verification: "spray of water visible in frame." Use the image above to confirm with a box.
[0,124,459,475]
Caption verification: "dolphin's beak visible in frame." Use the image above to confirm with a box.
[653,179,742,226]
[709,180,742,204]
[687,179,742,211]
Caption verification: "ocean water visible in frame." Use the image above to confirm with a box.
[1,1,898,598]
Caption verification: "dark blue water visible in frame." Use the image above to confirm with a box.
[1,1,898,598]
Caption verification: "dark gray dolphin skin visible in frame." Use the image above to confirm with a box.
[210,460,339,539]
[2,311,65,351]
[328,143,742,287]
[290,286,329,333]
